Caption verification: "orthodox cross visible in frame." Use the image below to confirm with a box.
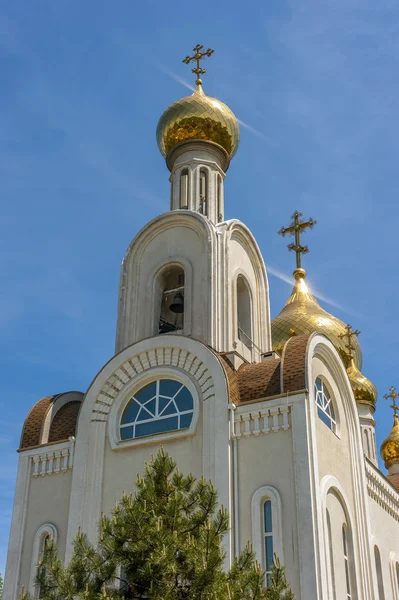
[338,324,360,361]
[278,211,317,270]
[384,387,399,416]
[183,44,215,86]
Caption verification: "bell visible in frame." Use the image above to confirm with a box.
[170,293,184,314]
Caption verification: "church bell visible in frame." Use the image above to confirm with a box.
[170,292,184,314]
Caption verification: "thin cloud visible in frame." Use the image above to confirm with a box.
[266,264,361,318]
[152,63,275,145]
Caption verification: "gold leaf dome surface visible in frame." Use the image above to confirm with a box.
[347,361,377,409]
[381,415,399,467]
[156,84,240,159]
[271,270,362,369]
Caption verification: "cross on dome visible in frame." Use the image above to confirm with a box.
[182,44,215,86]
[278,211,317,273]
[384,386,399,416]
[338,324,361,362]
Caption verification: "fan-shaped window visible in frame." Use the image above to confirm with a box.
[314,378,336,431]
[120,379,194,441]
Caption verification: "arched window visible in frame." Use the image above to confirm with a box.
[199,169,207,216]
[237,276,253,350]
[120,379,194,441]
[180,169,189,209]
[263,500,273,582]
[158,266,185,334]
[326,509,336,599]
[314,378,336,431]
[342,525,352,599]
[375,545,385,600]
[29,524,57,597]
[251,486,284,576]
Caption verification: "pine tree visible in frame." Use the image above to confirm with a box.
[22,449,294,600]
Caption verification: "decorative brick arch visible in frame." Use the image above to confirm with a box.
[92,346,216,423]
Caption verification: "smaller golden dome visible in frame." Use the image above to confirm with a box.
[346,360,377,409]
[271,269,362,369]
[156,84,240,160]
[381,414,399,467]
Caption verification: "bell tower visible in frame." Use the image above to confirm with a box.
[115,46,271,362]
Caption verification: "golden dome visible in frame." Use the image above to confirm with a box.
[347,360,377,409]
[271,269,362,369]
[156,83,240,160]
[381,414,399,467]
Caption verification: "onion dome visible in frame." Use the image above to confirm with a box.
[156,84,240,159]
[346,360,377,409]
[156,44,240,160]
[271,268,362,369]
[380,414,399,468]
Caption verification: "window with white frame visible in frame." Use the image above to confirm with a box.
[29,524,57,597]
[263,499,274,582]
[120,379,194,441]
[314,377,336,431]
[251,486,284,583]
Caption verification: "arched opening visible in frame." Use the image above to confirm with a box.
[375,545,385,600]
[180,169,189,209]
[237,275,253,349]
[199,169,208,216]
[326,509,336,599]
[325,490,357,599]
[263,499,273,584]
[157,265,185,334]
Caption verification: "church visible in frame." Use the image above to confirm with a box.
[4,45,399,600]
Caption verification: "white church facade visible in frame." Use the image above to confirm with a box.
[4,46,399,600]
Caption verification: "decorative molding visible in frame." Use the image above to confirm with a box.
[365,460,399,521]
[29,438,75,478]
[93,347,215,423]
[233,405,290,439]
[28,523,58,596]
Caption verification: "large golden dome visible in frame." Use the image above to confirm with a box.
[347,360,377,409]
[156,83,240,159]
[271,269,362,369]
[381,414,399,467]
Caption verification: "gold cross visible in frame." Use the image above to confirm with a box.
[384,387,399,416]
[182,44,215,86]
[278,211,317,270]
[338,324,360,361]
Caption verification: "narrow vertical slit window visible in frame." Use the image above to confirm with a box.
[199,170,207,216]
[217,176,223,222]
[237,276,253,349]
[342,525,351,599]
[396,562,399,594]
[180,170,189,209]
[374,545,385,600]
[264,499,273,583]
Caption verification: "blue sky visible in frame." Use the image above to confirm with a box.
[1,0,398,576]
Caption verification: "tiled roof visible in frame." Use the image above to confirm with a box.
[20,392,83,450]
[20,396,55,449]
[48,401,81,443]
[388,473,399,493]
[219,334,310,405]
